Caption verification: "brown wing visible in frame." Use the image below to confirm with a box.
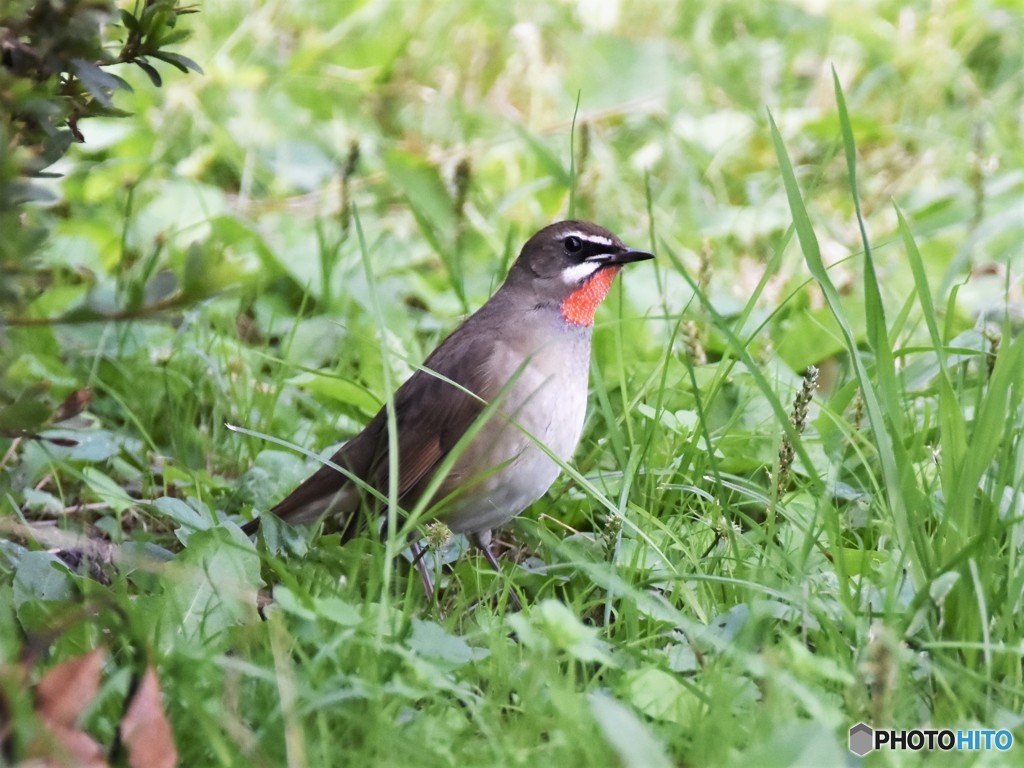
[253,318,499,539]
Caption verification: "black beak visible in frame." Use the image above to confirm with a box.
[591,247,655,266]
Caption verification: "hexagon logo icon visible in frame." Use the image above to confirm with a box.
[849,722,874,756]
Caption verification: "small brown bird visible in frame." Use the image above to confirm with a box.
[244,220,653,605]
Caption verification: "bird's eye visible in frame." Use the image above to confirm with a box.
[563,235,583,253]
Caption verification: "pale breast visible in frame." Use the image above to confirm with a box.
[436,329,591,534]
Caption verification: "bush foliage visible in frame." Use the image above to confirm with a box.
[0,0,198,432]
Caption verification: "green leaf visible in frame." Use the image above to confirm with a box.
[508,599,615,665]
[317,596,362,626]
[140,6,172,37]
[22,489,64,516]
[13,552,75,609]
[589,692,673,768]
[774,305,856,371]
[619,667,699,726]
[635,403,698,436]
[289,372,381,416]
[0,540,29,573]
[80,466,134,514]
[407,619,488,667]
[82,467,134,513]
[272,584,318,620]
[153,29,191,48]
[161,526,262,647]
[833,547,889,576]
[35,429,122,462]
[0,400,51,432]
[256,511,311,558]
[149,50,204,75]
[135,59,163,87]
[71,59,134,108]
[152,496,213,543]
[119,9,141,32]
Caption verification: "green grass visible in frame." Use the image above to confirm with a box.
[2,0,1024,765]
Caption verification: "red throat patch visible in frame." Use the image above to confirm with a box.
[561,266,622,327]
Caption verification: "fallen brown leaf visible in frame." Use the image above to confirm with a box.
[29,648,109,767]
[36,648,105,728]
[120,665,178,768]
[37,724,109,767]
[55,388,93,422]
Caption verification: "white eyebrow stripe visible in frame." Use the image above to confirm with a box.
[562,230,614,247]
[561,261,604,284]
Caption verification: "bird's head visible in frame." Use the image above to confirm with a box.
[507,220,654,327]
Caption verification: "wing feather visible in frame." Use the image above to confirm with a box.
[263,319,499,539]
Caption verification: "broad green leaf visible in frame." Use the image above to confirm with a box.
[152,496,213,543]
[289,372,381,416]
[589,692,673,768]
[161,526,262,648]
[272,584,318,620]
[34,429,123,462]
[619,667,699,726]
[407,619,488,667]
[0,400,51,432]
[13,552,75,609]
[508,599,615,665]
[82,467,134,513]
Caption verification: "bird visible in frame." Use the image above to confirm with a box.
[243,220,653,607]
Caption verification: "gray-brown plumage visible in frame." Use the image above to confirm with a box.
[243,220,653,604]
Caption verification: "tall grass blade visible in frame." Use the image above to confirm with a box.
[768,110,927,587]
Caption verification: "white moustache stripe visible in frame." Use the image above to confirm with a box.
[563,231,614,247]
[561,261,604,284]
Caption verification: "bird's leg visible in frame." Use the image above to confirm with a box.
[473,531,522,611]
[408,539,436,603]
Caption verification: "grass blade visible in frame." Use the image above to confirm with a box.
[768,110,927,587]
